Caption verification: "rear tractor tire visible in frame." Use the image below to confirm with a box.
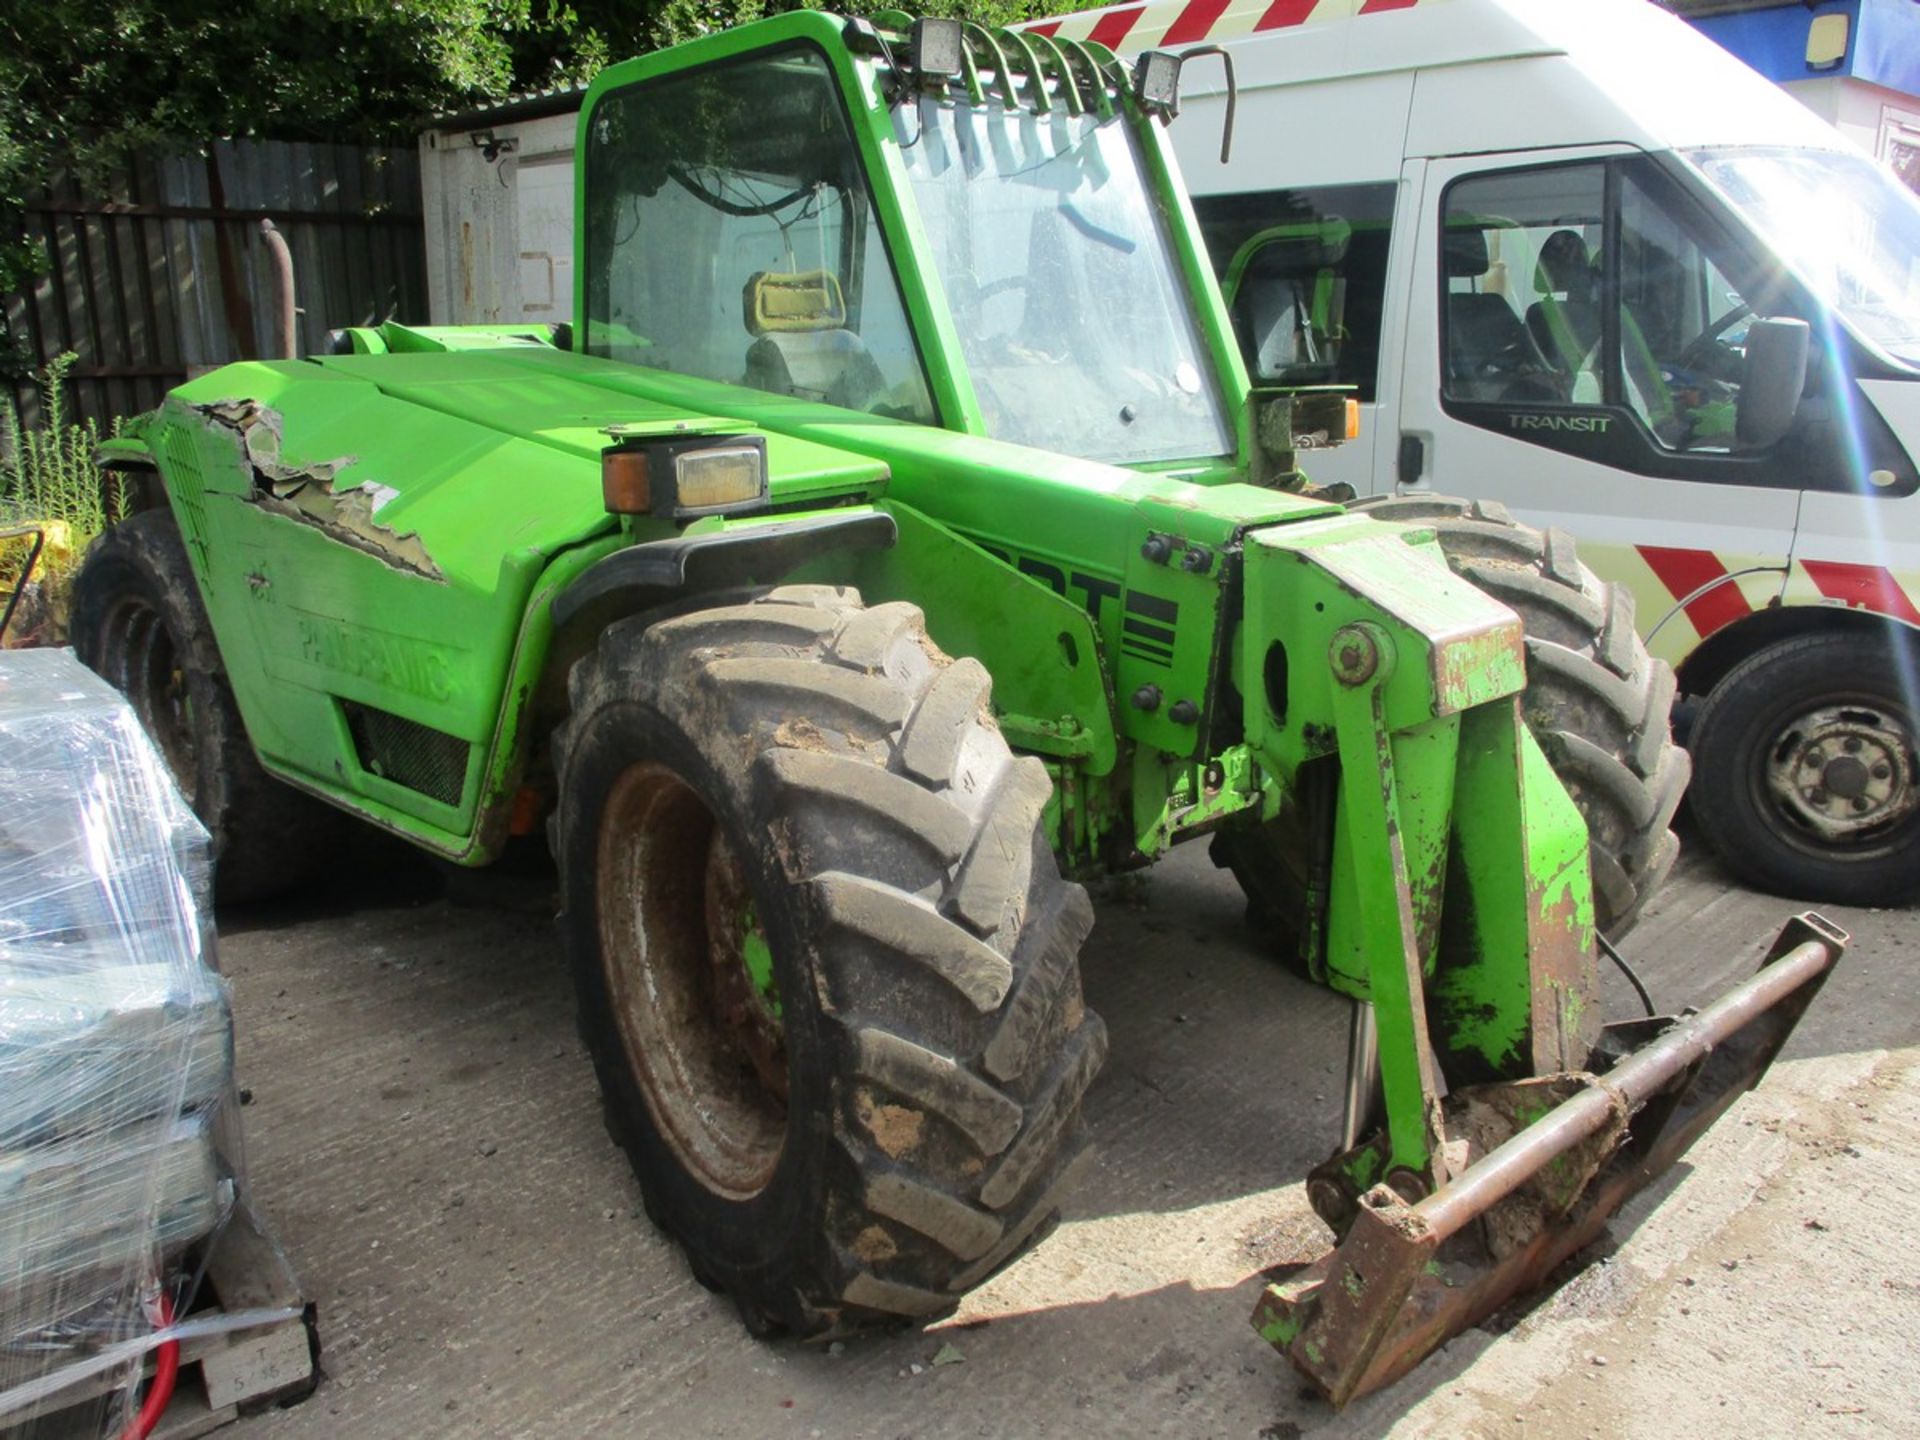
[552,585,1106,1337]
[1215,495,1688,954]
[70,509,348,904]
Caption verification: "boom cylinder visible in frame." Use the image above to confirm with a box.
[1338,1001,1381,1154]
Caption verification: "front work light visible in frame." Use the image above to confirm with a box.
[602,434,770,518]
[1133,50,1183,116]
[911,17,966,84]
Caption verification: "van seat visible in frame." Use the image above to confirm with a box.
[1525,229,1601,374]
[1444,224,1551,400]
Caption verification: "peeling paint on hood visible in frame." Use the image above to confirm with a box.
[194,400,443,580]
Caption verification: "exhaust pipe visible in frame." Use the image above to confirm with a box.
[259,219,297,360]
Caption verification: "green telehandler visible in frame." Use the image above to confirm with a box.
[71,11,1843,1405]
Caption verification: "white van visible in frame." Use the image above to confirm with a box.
[1030,0,1920,904]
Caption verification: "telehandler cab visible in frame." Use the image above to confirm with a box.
[73,10,1843,1404]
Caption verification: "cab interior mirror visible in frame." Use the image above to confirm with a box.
[1737,317,1810,450]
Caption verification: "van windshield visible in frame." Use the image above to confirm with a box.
[898,97,1233,465]
[1688,147,1920,371]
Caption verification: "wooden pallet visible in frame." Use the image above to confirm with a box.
[15,1198,318,1439]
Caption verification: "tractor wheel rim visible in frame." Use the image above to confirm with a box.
[597,760,786,1200]
[1762,701,1919,844]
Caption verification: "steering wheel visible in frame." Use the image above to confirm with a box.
[1674,302,1753,380]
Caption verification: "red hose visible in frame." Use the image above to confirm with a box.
[122,1292,178,1440]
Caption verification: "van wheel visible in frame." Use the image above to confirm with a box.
[1689,632,1920,905]
[70,509,347,904]
[1215,496,1687,951]
[551,586,1105,1337]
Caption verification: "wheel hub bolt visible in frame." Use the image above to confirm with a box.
[1854,798,1870,813]
[1844,737,1863,754]
[1874,763,1893,781]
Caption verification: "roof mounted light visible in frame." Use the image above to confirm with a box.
[911,17,967,86]
[1132,50,1183,116]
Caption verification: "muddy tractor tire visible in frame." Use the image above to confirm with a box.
[70,509,347,905]
[1688,631,1920,905]
[551,585,1106,1337]
[1216,495,1687,952]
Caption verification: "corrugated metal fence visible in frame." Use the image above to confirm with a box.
[4,140,427,432]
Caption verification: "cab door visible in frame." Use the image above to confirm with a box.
[1393,147,1814,670]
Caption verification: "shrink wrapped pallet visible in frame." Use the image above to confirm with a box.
[0,647,239,1434]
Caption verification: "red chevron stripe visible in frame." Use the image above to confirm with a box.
[1800,559,1920,627]
[1638,545,1754,640]
[1163,0,1237,44]
[1254,0,1321,31]
[1359,0,1422,12]
[1088,5,1148,48]
[1027,20,1063,36]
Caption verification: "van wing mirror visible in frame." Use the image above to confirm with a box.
[1737,316,1810,450]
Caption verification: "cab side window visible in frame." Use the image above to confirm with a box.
[583,46,934,422]
[1194,183,1395,401]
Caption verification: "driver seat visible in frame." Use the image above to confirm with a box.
[741,270,885,410]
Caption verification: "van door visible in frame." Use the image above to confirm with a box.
[1393,148,1809,671]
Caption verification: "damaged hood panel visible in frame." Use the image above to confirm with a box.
[192,399,441,581]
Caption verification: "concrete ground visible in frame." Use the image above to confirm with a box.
[211,826,1920,1439]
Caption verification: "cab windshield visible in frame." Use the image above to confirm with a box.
[1688,146,1920,371]
[898,97,1234,465]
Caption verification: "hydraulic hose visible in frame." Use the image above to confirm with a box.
[122,1293,178,1440]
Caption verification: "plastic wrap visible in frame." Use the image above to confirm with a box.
[0,647,239,1434]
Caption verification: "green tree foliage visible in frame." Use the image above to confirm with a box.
[0,0,1101,299]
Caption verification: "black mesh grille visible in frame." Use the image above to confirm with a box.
[341,702,468,807]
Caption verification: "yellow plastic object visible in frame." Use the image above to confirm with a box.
[741,270,848,335]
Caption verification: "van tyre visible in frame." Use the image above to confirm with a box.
[552,586,1105,1338]
[1215,496,1686,948]
[70,508,347,904]
[1689,632,1920,905]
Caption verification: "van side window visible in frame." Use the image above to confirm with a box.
[1439,165,1606,406]
[1614,168,1759,451]
[1442,161,1818,469]
[1193,183,1395,401]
